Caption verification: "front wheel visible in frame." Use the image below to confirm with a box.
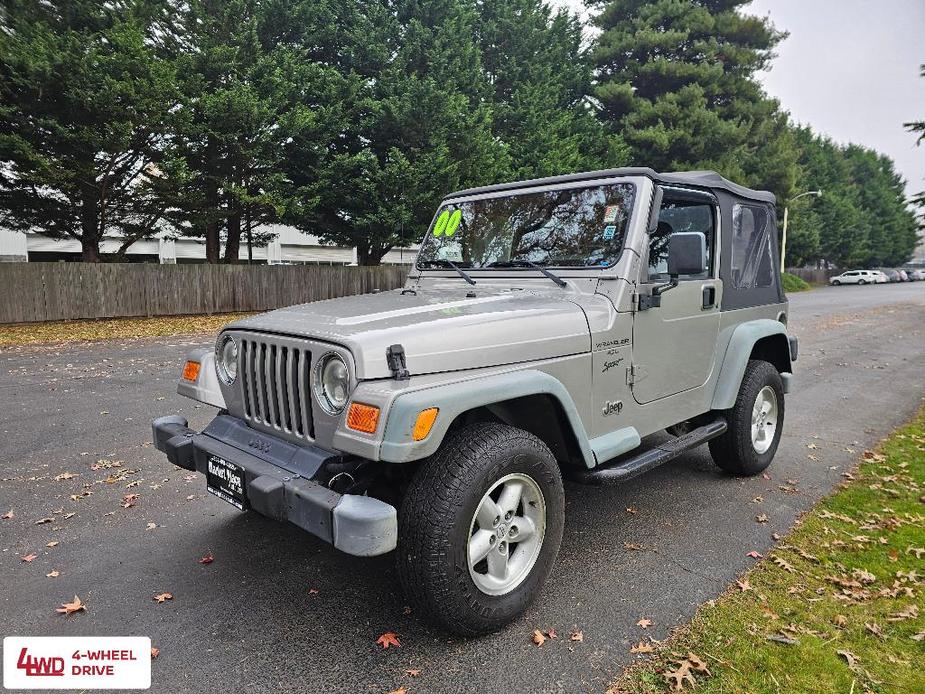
[396,423,565,636]
[709,360,784,476]
[832,280,841,286]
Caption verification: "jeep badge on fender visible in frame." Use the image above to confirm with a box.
[152,167,795,636]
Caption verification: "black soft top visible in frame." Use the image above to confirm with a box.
[448,167,776,205]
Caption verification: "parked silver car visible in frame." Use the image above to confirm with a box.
[152,168,796,635]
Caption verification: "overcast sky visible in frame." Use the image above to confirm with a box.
[551,0,925,199]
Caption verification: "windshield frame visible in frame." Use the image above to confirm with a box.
[414,175,642,274]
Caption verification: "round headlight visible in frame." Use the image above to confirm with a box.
[216,335,238,385]
[315,353,349,414]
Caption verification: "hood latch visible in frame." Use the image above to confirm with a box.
[386,344,411,381]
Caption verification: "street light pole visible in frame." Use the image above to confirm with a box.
[780,190,822,270]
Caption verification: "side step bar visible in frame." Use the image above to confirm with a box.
[572,418,728,486]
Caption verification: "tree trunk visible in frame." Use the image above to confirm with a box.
[356,239,387,266]
[205,222,220,263]
[81,235,101,263]
[80,186,102,262]
[224,209,242,263]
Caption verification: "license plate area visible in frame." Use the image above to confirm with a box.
[206,455,248,510]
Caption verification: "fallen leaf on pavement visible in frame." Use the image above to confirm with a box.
[121,494,139,509]
[377,632,401,649]
[46,541,59,548]
[46,570,60,578]
[146,522,157,530]
[185,495,196,501]
[406,669,421,676]
[198,553,214,564]
[57,596,86,615]
[153,592,173,604]
[630,641,654,653]
[636,618,652,629]
[21,553,37,562]
[531,629,546,646]
[625,506,637,514]
[755,513,769,523]
[2,510,14,520]
[55,472,78,481]
[746,551,763,559]
[388,687,407,694]
[623,542,646,551]
[569,630,584,642]
[150,647,160,659]
[34,517,54,525]
[762,473,771,480]
[308,588,320,595]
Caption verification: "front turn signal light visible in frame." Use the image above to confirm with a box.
[412,408,439,441]
[182,360,201,382]
[347,402,380,433]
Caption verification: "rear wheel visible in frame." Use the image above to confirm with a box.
[709,360,784,476]
[397,423,565,635]
[858,279,867,285]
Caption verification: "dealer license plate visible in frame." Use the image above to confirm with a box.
[206,455,248,510]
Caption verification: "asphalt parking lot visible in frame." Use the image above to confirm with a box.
[1,282,924,693]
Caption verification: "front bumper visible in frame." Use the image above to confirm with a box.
[151,414,397,556]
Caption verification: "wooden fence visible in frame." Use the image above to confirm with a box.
[0,263,408,323]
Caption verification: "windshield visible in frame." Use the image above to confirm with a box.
[416,182,636,269]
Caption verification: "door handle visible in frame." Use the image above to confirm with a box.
[702,285,716,310]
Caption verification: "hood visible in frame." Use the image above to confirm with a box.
[228,286,594,379]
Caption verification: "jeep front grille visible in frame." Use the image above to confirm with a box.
[239,338,314,440]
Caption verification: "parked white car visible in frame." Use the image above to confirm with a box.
[830,270,881,285]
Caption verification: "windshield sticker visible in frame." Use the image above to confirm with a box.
[602,225,616,241]
[603,205,619,223]
[445,209,462,236]
[433,210,450,236]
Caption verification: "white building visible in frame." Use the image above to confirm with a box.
[0,224,417,265]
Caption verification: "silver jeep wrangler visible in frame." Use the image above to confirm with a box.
[153,168,796,635]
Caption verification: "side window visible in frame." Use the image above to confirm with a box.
[647,197,715,281]
[731,204,775,289]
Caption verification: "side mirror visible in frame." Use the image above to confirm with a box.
[667,232,707,277]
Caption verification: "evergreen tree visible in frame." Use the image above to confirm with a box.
[476,0,624,178]
[154,0,309,263]
[284,0,509,265]
[0,0,177,261]
[788,127,918,268]
[591,0,796,198]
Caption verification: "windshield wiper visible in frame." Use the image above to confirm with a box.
[419,259,476,285]
[488,259,567,288]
